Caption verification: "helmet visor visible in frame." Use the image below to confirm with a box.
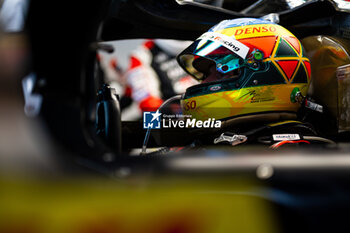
[177,32,250,81]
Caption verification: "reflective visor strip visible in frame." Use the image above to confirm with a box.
[197,32,250,59]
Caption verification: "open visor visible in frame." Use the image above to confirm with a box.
[177,32,250,81]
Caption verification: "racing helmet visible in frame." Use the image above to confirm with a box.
[177,18,311,124]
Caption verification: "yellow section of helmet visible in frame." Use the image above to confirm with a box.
[181,83,308,121]
[217,24,295,40]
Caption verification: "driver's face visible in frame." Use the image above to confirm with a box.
[202,65,241,83]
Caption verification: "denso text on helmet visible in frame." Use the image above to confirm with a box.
[234,25,277,36]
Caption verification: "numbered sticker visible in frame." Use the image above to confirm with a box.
[184,100,196,111]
